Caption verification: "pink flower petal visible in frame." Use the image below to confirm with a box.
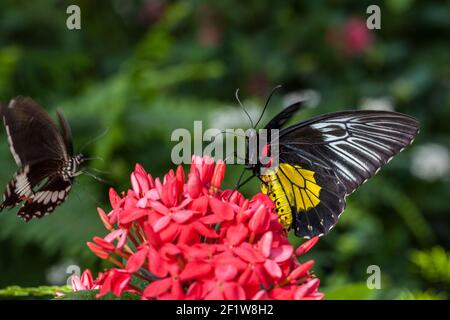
[223,283,246,300]
[117,230,128,248]
[145,189,160,200]
[226,224,248,245]
[153,215,172,232]
[193,221,219,238]
[209,197,234,221]
[294,278,321,299]
[181,225,201,244]
[148,246,168,278]
[190,196,208,214]
[234,245,265,263]
[172,210,195,224]
[204,288,224,300]
[270,245,294,263]
[131,172,141,195]
[149,200,171,215]
[264,259,282,279]
[186,282,204,300]
[136,197,148,208]
[143,221,161,246]
[215,264,238,282]
[126,247,148,273]
[259,231,273,258]
[172,197,192,211]
[252,290,269,300]
[143,278,172,298]
[120,208,148,224]
[179,262,212,281]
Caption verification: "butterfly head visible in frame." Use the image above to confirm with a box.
[66,153,85,178]
[73,153,85,165]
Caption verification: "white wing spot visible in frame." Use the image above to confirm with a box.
[51,191,58,203]
[43,192,52,205]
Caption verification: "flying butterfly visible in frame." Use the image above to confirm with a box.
[0,96,85,221]
[237,89,419,238]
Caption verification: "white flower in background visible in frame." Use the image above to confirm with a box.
[46,260,78,285]
[360,96,394,111]
[209,103,260,130]
[282,89,321,109]
[411,143,450,181]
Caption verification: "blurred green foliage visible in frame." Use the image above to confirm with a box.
[0,0,448,299]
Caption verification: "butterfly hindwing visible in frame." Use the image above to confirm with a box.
[18,175,72,221]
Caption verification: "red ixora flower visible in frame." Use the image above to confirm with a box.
[77,155,323,300]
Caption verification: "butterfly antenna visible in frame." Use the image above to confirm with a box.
[254,85,283,128]
[235,88,255,128]
[82,170,112,185]
[79,127,110,153]
[213,129,246,141]
[83,156,104,163]
[88,167,111,175]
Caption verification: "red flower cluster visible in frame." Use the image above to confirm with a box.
[78,156,323,300]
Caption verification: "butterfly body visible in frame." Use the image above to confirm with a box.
[0,96,84,221]
[247,102,419,238]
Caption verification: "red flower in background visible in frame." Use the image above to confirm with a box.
[327,17,374,57]
[76,156,322,300]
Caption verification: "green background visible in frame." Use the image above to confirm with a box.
[0,0,449,299]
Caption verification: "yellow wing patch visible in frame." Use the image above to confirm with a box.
[261,163,322,229]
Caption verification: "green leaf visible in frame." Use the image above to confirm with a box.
[0,285,71,297]
[56,289,141,300]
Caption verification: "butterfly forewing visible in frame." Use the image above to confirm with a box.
[1,97,69,166]
[277,111,419,194]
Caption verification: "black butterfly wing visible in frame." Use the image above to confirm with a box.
[0,159,64,211]
[264,101,305,131]
[276,110,419,195]
[57,110,74,156]
[1,96,69,167]
[17,175,73,221]
[0,97,75,220]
